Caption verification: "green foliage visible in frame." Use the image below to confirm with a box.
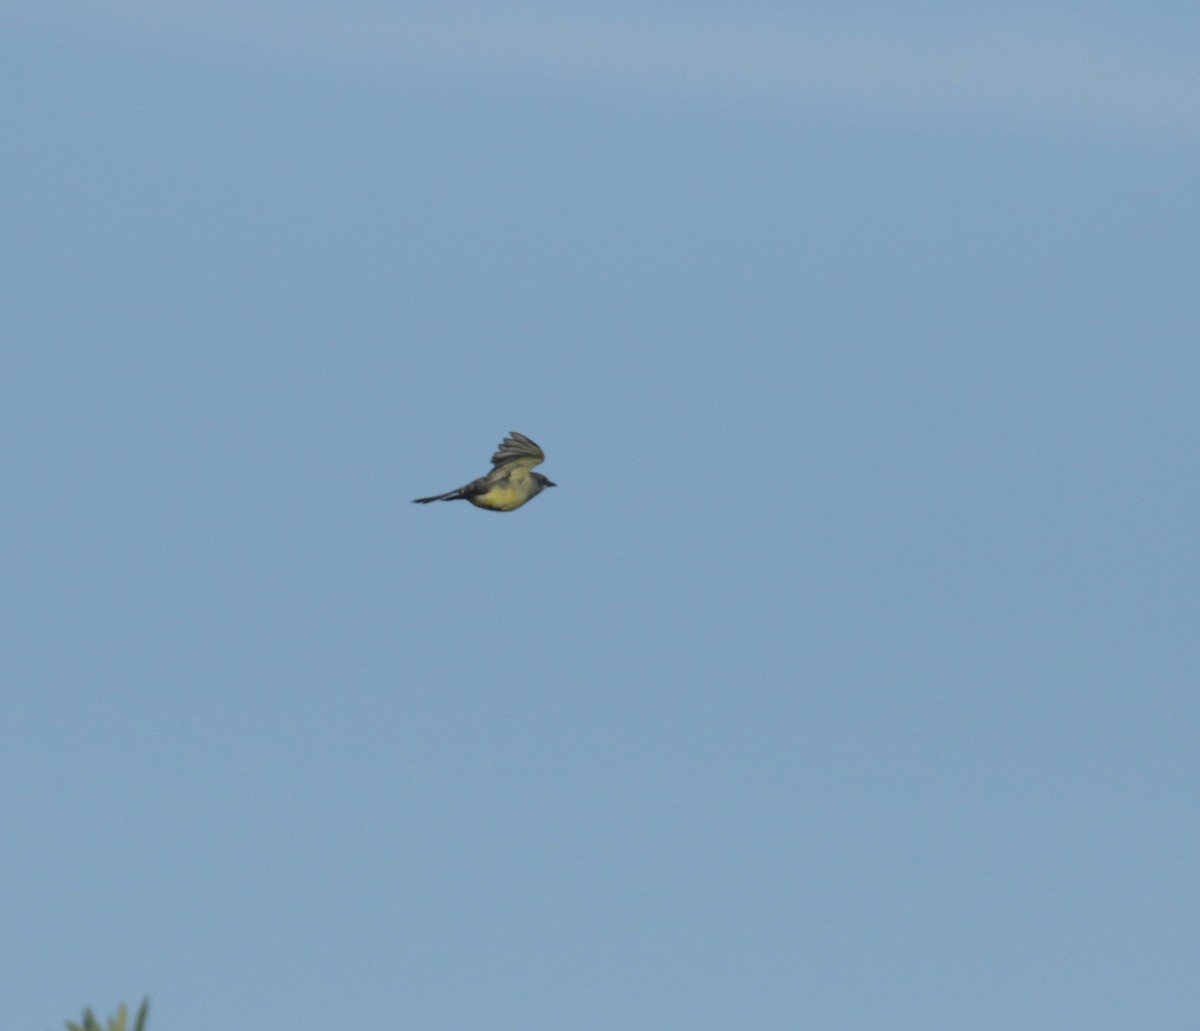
[65,999,149,1031]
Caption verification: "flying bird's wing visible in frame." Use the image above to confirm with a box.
[489,431,546,474]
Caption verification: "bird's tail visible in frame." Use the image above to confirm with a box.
[412,489,466,504]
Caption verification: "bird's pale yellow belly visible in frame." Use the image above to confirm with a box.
[468,483,528,511]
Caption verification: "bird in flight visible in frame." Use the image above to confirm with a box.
[413,431,556,512]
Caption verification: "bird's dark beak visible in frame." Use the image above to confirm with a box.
[544,479,557,488]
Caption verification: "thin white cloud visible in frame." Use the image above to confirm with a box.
[12,3,1200,139]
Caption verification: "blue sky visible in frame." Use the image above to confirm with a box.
[5,4,1199,1029]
